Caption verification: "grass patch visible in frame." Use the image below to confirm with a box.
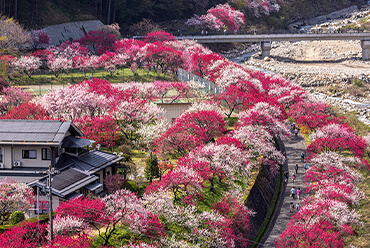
[196,180,231,212]
[243,167,260,200]
[10,68,176,94]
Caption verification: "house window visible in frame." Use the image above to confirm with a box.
[42,148,51,160]
[22,150,37,159]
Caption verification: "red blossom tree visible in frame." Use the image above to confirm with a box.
[74,115,120,150]
[276,219,343,248]
[0,221,47,248]
[212,196,251,248]
[77,30,117,55]
[145,42,183,74]
[45,234,92,248]
[0,102,52,120]
[103,174,126,193]
[144,31,175,43]
[154,110,226,158]
[307,137,367,159]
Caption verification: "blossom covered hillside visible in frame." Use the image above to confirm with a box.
[0,30,368,247]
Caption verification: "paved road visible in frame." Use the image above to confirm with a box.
[261,131,307,247]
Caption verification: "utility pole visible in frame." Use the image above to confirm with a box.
[44,147,58,241]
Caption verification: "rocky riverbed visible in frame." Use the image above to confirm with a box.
[217,6,370,125]
[243,40,370,124]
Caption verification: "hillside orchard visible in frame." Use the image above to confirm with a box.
[0,29,368,247]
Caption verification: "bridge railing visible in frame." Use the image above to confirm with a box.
[178,68,224,95]
[172,28,368,37]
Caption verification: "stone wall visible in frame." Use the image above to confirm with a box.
[245,138,286,242]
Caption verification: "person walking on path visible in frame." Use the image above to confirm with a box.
[294,128,298,136]
[292,122,296,130]
[291,174,296,183]
[289,202,294,213]
[301,153,305,162]
[284,171,289,183]
[291,187,296,199]
[296,203,300,212]
[297,187,301,200]
[304,163,308,172]
[262,121,307,247]
[295,164,298,174]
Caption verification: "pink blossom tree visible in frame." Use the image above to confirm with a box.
[47,56,73,77]
[144,31,175,43]
[76,30,117,55]
[0,86,32,114]
[186,3,245,32]
[237,102,290,139]
[98,52,117,76]
[0,179,34,224]
[244,0,283,18]
[11,56,41,78]
[39,79,115,121]
[111,98,165,141]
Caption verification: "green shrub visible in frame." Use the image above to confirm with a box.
[25,212,53,224]
[125,181,148,197]
[117,144,132,156]
[225,117,238,127]
[9,211,25,225]
[352,79,364,87]
[125,181,139,192]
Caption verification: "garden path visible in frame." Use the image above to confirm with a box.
[260,131,307,247]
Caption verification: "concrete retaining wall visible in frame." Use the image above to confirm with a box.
[245,138,286,243]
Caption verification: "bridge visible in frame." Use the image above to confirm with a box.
[176,33,370,60]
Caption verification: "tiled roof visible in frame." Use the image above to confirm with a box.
[0,120,83,145]
[34,167,99,197]
[56,150,123,173]
[40,167,89,191]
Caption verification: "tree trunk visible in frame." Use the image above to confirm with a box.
[13,0,16,19]
[107,0,111,24]
[8,0,11,17]
[112,0,116,23]
[100,0,103,17]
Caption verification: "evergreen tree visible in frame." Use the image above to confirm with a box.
[144,154,160,182]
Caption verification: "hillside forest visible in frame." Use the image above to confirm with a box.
[0,0,367,32]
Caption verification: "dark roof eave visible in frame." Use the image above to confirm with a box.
[29,175,99,198]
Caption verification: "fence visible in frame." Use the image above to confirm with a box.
[177,68,224,95]
[19,83,77,96]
